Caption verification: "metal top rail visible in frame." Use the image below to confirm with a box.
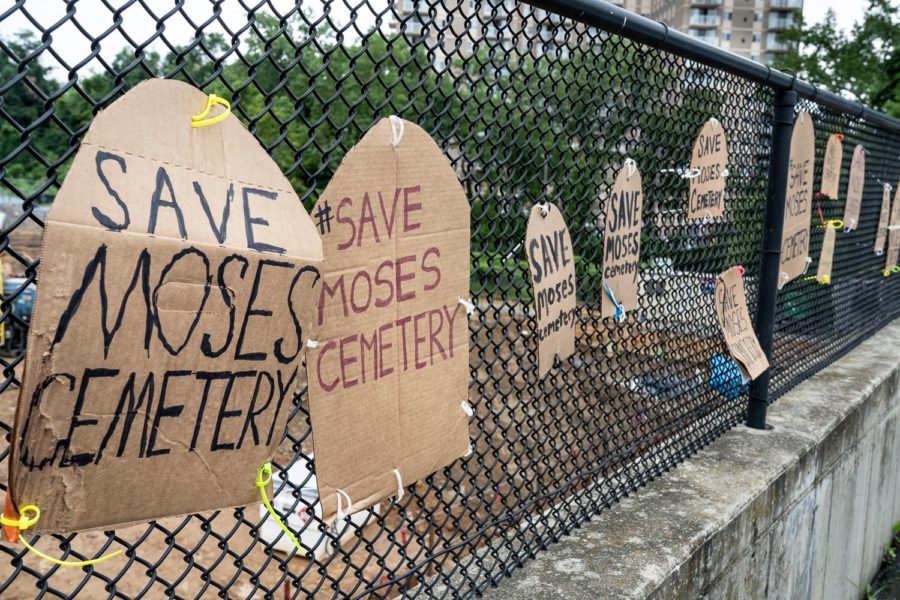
[528,0,900,133]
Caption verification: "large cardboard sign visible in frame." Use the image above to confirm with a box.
[887,183,900,272]
[525,203,577,379]
[820,133,843,198]
[780,112,814,288]
[844,144,866,231]
[714,267,768,380]
[602,163,643,319]
[9,80,323,533]
[307,118,471,522]
[876,184,892,254]
[688,118,728,220]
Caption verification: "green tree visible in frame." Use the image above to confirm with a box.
[773,0,900,117]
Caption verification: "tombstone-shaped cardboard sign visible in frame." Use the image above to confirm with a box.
[714,267,768,380]
[8,79,323,534]
[307,118,471,523]
[525,203,577,379]
[688,118,728,220]
[820,133,843,198]
[887,183,900,272]
[779,112,814,288]
[843,144,866,231]
[817,223,836,285]
[876,183,892,254]
[602,162,643,320]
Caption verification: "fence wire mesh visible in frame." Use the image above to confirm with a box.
[0,0,896,598]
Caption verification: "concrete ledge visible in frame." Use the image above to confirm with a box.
[486,319,900,600]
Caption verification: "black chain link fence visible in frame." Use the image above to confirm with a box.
[0,0,897,598]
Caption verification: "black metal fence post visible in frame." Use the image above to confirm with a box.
[747,89,798,430]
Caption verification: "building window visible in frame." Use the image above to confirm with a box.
[754,11,762,22]
[752,33,760,43]
[722,32,731,41]
[725,11,733,20]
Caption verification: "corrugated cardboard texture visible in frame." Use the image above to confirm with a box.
[688,119,728,220]
[714,267,768,380]
[887,183,900,272]
[820,133,843,199]
[844,144,866,231]
[876,184,892,253]
[306,118,471,522]
[780,112,814,288]
[9,79,323,533]
[525,203,576,379]
[602,164,643,319]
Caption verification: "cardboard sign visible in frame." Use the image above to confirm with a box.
[779,112,814,288]
[307,118,470,523]
[688,119,728,220]
[525,203,577,378]
[602,163,643,319]
[714,267,768,380]
[876,183,892,254]
[844,144,866,230]
[887,183,900,272]
[8,80,323,533]
[820,133,843,198]
[817,223,836,285]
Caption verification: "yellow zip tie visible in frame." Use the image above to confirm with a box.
[819,219,844,230]
[256,463,305,556]
[1,505,122,567]
[884,266,900,277]
[191,94,231,128]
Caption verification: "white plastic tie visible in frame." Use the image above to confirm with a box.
[702,210,713,225]
[461,401,474,417]
[721,168,729,178]
[623,157,637,178]
[335,488,352,523]
[392,468,404,502]
[888,225,900,231]
[683,167,701,179]
[539,202,550,218]
[802,256,813,275]
[458,297,475,315]
[307,339,319,348]
[464,443,474,457]
[389,115,404,147]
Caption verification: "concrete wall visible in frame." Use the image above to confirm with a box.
[485,319,900,600]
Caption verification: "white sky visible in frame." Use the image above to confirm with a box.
[0,0,888,77]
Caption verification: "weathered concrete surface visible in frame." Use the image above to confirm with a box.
[485,319,900,600]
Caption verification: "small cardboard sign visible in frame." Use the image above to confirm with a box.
[307,118,471,523]
[714,267,768,380]
[817,223,836,285]
[780,112,815,288]
[9,80,323,533]
[887,183,900,272]
[688,118,728,220]
[602,163,643,319]
[525,203,577,379]
[876,183,892,254]
[820,133,843,198]
[844,144,866,230]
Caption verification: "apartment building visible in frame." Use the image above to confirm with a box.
[390,0,801,66]
[616,0,803,64]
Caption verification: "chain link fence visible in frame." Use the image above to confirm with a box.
[0,0,898,598]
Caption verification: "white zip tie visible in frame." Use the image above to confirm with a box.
[464,443,474,457]
[703,210,713,224]
[389,115,404,147]
[721,168,729,178]
[458,297,475,315]
[802,256,812,275]
[307,339,318,348]
[392,468,404,502]
[683,168,701,179]
[539,202,550,218]
[623,157,637,178]
[335,488,352,524]
[461,401,474,417]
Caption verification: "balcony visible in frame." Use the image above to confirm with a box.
[689,13,721,27]
[401,0,428,14]
[766,34,791,51]
[687,29,720,46]
[690,0,723,6]
[768,14,795,29]
[769,0,802,10]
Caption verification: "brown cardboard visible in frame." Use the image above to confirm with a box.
[876,183,892,254]
[306,118,471,523]
[8,79,324,534]
[602,163,643,319]
[688,118,728,220]
[714,267,768,380]
[844,144,866,230]
[887,183,900,272]
[779,112,815,288]
[820,133,843,198]
[817,222,836,285]
[525,203,577,379]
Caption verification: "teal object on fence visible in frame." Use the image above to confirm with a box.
[710,353,749,400]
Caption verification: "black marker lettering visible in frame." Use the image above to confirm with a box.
[93,150,130,231]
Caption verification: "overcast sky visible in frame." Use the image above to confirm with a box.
[0,0,888,77]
